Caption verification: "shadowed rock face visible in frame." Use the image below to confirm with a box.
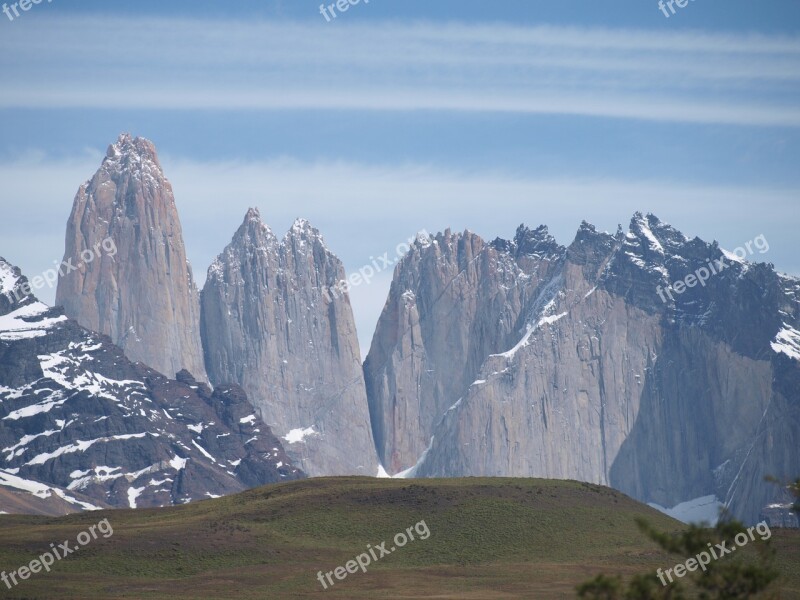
[367,214,800,525]
[0,258,303,513]
[200,209,379,477]
[364,225,565,474]
[55,133,207,381]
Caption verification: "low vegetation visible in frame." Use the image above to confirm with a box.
[0,477,797,599]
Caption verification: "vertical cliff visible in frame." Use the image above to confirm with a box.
[201,209,379,476]
[368,214,800,524]
[55,133,207,380]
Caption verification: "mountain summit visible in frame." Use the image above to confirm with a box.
[201,208,379,476]
[55,133,207,380]
[366,214,800,525]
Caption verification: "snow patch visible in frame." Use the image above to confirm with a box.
[0,261,20,297]
[0,303,68,341]
[721,248,745,264]
[648,494,724,525]
[497,311,568,358]
[637,218,664,253]
[394,436,434,479]
[3,429,60,460]
[127,486,145,509]
[0,469,54,498]
[283,426,318,444]
[191,440,217,463]
[170,456,188,471]
[771,324,800,361]
[25,433,151,466]
[3,392,69,421]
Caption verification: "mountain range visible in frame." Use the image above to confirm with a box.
[1,133,797,526]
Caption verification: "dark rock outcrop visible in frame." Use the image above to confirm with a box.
[1,258,303,513]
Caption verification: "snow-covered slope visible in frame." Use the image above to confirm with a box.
[0,257,304,513]
[0,468,103,515]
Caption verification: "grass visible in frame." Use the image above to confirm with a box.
[0,477,797,599]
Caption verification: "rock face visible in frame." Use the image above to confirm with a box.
[364,226,564,473]
[55,133,207,381]
[201,209,379,476]
[1,258,303,513]
[366,214,800,524]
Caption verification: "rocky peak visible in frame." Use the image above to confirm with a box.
[55,134,207,381]
[288,217,316,237]
[627,212,667,256]
[105,132,159,162]
[0,258,33,315]
[283,217,328,253]
[1,260,303,513]
[100,133,163,186]
[368,216,799,525]
[565,221,619,283]
[201,209,379,476]
[365,223,564,473]
[235,208,278,248]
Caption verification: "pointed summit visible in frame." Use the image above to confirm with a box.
[490,223,563,259]
[55,134,207,380]
[286,217,325,243]
[290,217,312,232]
[106,132,157,157]
[232,207,277,247]
[627,211,666,254]
[102,133,162,180]
[628,212,688,254]
[201,214,379,476]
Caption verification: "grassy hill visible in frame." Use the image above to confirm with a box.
[0,477,797,599]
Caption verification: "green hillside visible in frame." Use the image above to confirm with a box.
[0,477,797,599]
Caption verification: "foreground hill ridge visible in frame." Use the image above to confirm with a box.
[2,134,798,528]
[0,477,798,599]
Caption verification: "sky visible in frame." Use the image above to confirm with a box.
[0,0,798,357]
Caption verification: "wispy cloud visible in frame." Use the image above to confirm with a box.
[2,17,799,125]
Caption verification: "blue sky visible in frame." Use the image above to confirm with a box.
[1,0,798,355]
